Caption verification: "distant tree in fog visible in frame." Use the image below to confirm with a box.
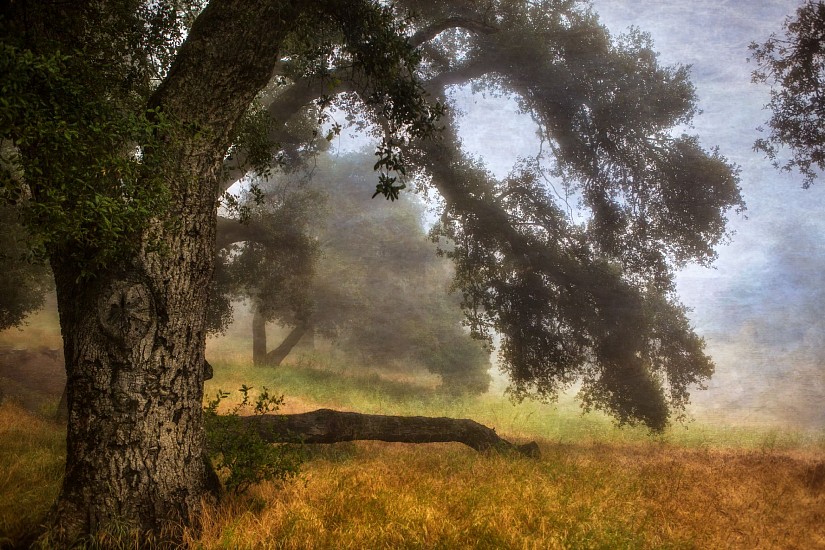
[751,0,825,187]
[213,151,492,394]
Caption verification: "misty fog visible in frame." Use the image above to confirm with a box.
[2,0,824,433]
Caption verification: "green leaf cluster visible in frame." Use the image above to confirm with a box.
[750,0,825,187]
[286,1,444,199]
[203,386,303,495]
[0,204,52,329]
[0,45,170,278]
[227,101,280,181]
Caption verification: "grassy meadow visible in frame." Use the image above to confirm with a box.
[1,314,824,548]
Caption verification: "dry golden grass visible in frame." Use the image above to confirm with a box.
[1,398,823,549]
[187,440,825,549]
[0,401,65,547]
[3,318,824,549]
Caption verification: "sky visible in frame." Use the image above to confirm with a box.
[450,0,825,428]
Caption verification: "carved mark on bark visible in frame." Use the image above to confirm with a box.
[98,281,156,359]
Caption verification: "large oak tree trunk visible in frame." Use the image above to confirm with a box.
[245,409,541,457]
[50,262,215,543]
[45,1,299,543]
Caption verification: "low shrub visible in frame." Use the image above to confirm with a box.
[203,385,303,495]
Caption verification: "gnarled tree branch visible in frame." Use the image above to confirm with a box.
[216,216,271,250]
[410,16,498,48]
[220,14,498,192]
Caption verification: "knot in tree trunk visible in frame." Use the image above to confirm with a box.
[97,280,156,359]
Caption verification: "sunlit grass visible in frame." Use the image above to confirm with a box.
[206,354,825,452]
[2,339,824,548]
[193,354,825,546]
[5,397,824,549]
[188,440,825,549]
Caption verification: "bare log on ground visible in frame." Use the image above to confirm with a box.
[242,409,540,457]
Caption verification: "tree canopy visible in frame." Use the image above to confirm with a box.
[213,0,743,429]
[1,0,745,541]
[751,0,825,187]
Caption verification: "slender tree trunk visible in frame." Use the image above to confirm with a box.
[245,409,540,457]
[264,323,308,366]
[253,311,310,366]
[252,306,267,366]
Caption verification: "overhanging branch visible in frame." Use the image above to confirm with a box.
[220,14,499,192]
[216,216,270,250]
[220,73,354,192]
[410,17,498,48]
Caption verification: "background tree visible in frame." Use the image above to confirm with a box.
[214,182,321,359]
[2,0,743,543]
[222,151,492,393]
[751,0,825,187]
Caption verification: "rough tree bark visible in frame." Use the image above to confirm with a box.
[246,409,541,457]
[47,1,300,543]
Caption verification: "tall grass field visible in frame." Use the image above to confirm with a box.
[1,316,824,548]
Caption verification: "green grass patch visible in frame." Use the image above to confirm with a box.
[206,355,825,452]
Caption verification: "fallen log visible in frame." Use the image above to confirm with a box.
[241,408,540,458]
